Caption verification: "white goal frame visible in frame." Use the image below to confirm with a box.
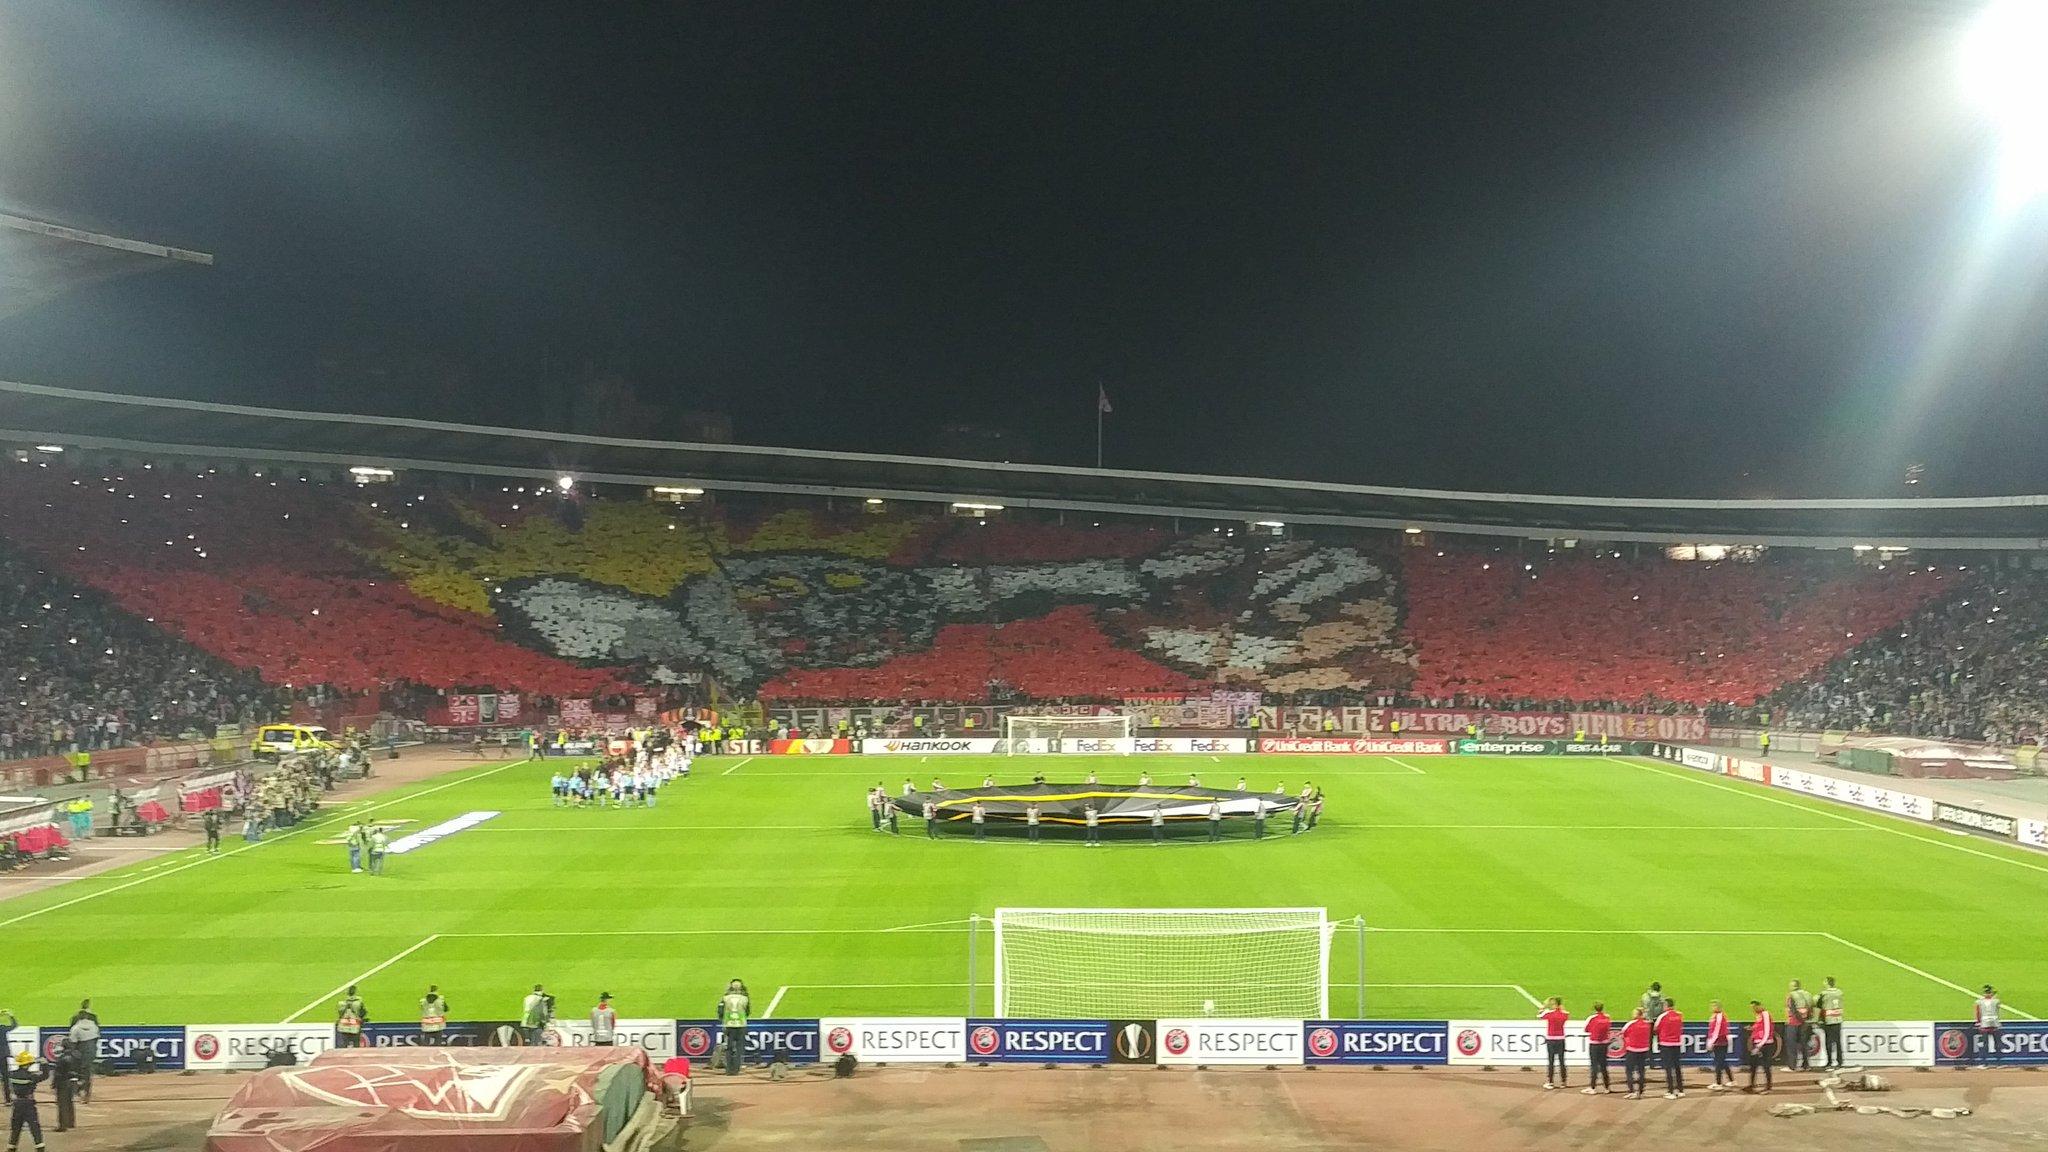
[1002,713,1135,755]
[990,906,1332,1018]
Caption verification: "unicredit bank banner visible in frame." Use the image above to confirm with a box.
[820,1017,966,1062]
[859,739,1001,755]
[1155,1019,1303,1066]
[1257,737,1452,755]
[1303,1021,1447,1065]
[965,1019,1111,1064]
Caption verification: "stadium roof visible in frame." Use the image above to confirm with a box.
[0,212,213,324]
[2,379,2043,549]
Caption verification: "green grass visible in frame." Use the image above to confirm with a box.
[4,752,2043,1026]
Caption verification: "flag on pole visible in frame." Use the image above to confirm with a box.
[1097,384,1113,414]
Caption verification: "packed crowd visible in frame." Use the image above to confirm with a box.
[0,541,280,760]
[1757,569,2048,744]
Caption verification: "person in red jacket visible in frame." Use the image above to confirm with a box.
[1538,997,1570,1089]
[1581,1002,1613,1095]
[1745,999,1777,1093]
[1618,1007,1653,1099]
[1654,999,1686,1098]
[1705,999,1736,1090]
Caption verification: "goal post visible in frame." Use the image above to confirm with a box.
[1003,713,1135,755]
[991,907,1335,1018]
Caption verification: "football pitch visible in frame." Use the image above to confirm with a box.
[4,752,2042,1027]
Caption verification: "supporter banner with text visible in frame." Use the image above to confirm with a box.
[1360,709,1708,741]
[819,1017,966,1062]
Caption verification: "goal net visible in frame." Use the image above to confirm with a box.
[1003,714,1134,754]
[992,907,1331,1018]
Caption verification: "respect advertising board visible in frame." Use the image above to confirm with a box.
[1155,1019,1303,1066]
[184,1024,334,1070]
[676,1019,821,1065]
[1302,1021,1447,1066]
[1448,1020,1586,1065]
[360,1020,522,1047]
[43,1025,186,1070]
[819,1017,966,1062]
[858,739,1002,755]
[542,1017,678,1058]
[1934,1021,2048,1066]
[965,1019,1111,1064]
[1257,737,1452,755]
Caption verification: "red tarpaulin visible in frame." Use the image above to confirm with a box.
[180,787,225,813]
[8,824,69,855]
[137,800,172,824]
[207,1047,655,1152]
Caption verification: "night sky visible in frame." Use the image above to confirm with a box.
[2,1,2044,497]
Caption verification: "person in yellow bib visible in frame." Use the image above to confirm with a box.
[419,986,449,1046]
[717,981,751,1075]
[336,985,368,1048]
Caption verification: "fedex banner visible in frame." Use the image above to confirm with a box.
[1769,767,1933,821]
[1935,1021,2048,1065]
[859,739,1001,755]
[1132,737,1249,754]
[675,1020,821,1065]
[184,1024,332,1070]
[966,1019,1111,1064]
[1155,1019,1303,1066]
[820,1017,966,1062]
[1258,737,1452,755]
[1303,1021,1447,1065]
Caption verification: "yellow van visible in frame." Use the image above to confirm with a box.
[251,724,337,759]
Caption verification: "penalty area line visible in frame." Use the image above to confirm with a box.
[1820,931,2037,1021]
[762,986,790,1019]
[1384,757,1428,775]
[282,934,442,1024]
[719,756,756,776]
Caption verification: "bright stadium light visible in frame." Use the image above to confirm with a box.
[556,475,576,491]
[1960,0,2048,201]
[33,444,63,453]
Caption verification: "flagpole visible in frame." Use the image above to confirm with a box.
[1096,400,1104,468]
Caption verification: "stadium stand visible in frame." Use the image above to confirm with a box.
[1,455,2035,750]
[1760,567,2048,744]
[0,537,277,757]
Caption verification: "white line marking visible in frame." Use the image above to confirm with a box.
[1366,927,1816,935]
[882,918,976,933]
[0,758,537,930]
[762,985,790,1019]
[282,934,442,1023]
[1620,757,2048,877]
[1821,932,2036,1020]
[719,756,756,776]
[439,925,973,937]
[1385,756,1428,775]
[471,822,1860,833]
[1510,983,1542,1008]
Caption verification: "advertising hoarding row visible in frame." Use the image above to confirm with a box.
[48,1018,2031,1071]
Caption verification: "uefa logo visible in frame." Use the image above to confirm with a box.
[191,1034,221,1061]
[969,1026,1001,1057]
[1937,1028,1971,1061]
[825,1026,854,1055]
[1306,1027,1339,1059]
[1454,1028,1484,1057]
[1162,1028,1191,1057]
[679,1027,713,1057]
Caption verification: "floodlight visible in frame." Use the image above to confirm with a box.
[1960,0,2048,200]
[556,475,575,491]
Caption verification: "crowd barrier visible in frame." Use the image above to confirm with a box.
[13,1018,2043,1071]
